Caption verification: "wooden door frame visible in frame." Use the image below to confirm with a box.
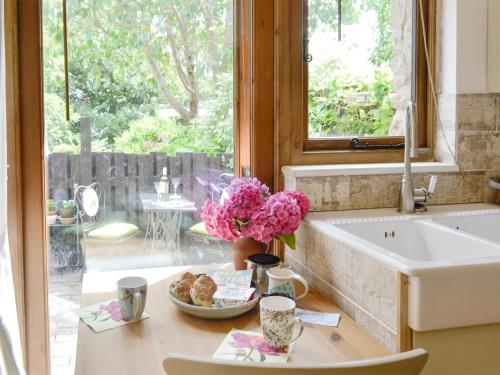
[7,0,276,372]
[4,0,26,362]
[5,0,50,374]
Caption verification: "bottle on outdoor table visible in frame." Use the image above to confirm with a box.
[158,167,169,201]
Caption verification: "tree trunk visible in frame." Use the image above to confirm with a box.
[145,48,195,122]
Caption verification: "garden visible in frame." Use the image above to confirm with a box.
[43,0,397,156]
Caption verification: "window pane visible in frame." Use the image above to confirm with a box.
[308,0,411,139]
[43,1,234,374]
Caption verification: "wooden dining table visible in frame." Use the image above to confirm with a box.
[75,263,390,375]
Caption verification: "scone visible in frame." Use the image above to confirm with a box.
[171,272,197,301]
[171,279,193,303]
[190,275,217,307]
[179,272,196,284]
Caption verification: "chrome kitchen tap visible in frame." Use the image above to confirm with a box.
[397,101,438,213]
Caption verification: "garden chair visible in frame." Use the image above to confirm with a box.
[163,349,429,375]
[75,183,141,266]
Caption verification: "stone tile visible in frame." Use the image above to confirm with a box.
[296,176,350,212]
[457,94,497,131]
[497,95,500,131]
[413,172,485,205]
[348,174,401,210]
[457,131,500,170]
[292,228,399,331]
[286,237,398,352]
[284,175,296,190]
[290,170,489,212]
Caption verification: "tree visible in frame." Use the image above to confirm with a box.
[308,0,393,66]
[43,0,234,151]
[78,0,233,123]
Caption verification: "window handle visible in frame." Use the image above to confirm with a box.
[350,138,404,150]
[303,34,312,62]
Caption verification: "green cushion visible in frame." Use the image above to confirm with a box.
[88,223,139,241]
[188,222,211,236]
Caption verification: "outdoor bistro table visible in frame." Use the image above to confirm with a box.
[140,193,197,260]
[75,264,390,375]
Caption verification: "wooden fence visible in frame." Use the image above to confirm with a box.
[47,151,233,224]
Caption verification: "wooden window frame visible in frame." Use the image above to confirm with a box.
[275,0,436,166]
[236,0,275,191]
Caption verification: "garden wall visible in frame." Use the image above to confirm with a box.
[47,151,233,224]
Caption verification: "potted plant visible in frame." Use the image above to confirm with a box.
[47,199,57,225]
[201,177,309,270]
[60,200,76,224]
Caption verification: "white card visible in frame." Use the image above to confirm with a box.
[295,308,340,327]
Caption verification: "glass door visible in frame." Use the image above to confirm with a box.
[42,1,235,373]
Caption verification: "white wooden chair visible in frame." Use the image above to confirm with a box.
[163,349,429,375]
[75,182,140,243]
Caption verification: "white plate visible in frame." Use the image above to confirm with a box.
[168,281,260,320]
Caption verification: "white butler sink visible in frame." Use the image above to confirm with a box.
[317,204,500,331]
[433,211,500,243]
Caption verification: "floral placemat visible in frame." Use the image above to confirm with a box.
[213,329,291,363]
[79,300,150,333]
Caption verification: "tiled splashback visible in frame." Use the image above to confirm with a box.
[285,171,493,212]
[284,94,500,212]
[455,94,500,170]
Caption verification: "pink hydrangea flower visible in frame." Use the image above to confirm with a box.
[241,192,302,243]
[201,200,240,241]
[227,177,269,197]
[200,177,308,245]
[99,300,123,321]
[283,190,309,219]
[222,178,269,221]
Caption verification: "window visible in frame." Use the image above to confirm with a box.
[305,0,434,156]
[275,0,435,165]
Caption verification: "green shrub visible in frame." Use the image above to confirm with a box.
[115,115,232,156]
[44,93,81,152]
[308,71,395,138]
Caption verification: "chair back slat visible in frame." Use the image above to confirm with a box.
[163,349,429,375]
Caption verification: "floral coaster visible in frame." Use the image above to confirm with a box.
[79,300,150,333]
[213,329,291,363]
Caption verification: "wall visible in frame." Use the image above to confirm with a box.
[283,0,500,354]
[284,0,500,212]
[285,222,401,352]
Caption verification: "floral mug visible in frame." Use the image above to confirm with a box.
[266,266,309,300]
[117,276,147,321]
[260,295,304,349]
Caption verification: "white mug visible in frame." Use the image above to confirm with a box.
[266,267,309,300]
[260,295,303,349]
